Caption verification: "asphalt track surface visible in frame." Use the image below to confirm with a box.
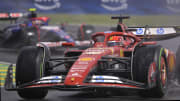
[1,36,180,101]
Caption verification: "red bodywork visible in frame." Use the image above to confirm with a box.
[31,16,49,24]
[63,29,157,87]
[4,16,177,100]
[25,23,175,90]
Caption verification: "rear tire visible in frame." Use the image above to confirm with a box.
[0,30,4,45]
[133,46,168,98]
[0,30,4,40]
[16,46,48,99]
[78,24,95,40]
[175,45,180,84]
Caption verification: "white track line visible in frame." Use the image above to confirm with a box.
[0,61,16,66]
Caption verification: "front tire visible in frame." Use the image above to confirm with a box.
[133,46,168,98]
[16,46,48,99]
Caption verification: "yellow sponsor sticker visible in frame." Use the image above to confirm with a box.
[79,57,93,61]
[120,49,124,57]
[110,48,114,55]
[169,55,175,72]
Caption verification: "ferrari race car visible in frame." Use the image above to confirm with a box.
[5,16,177,99]
[0,9,94,49]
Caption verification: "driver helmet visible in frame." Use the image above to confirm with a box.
[108,36,123,46]
[27,8,37,18]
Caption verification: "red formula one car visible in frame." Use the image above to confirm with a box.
[5,16,177,99]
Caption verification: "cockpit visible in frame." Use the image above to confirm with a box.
[107,35,135,47]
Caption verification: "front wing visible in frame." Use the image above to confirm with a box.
[5,65,146,91]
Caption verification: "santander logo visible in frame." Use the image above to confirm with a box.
[101,0,128,11]
[34,0,61,10]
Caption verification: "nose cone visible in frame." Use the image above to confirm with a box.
[64,48,111,86]
[64,56,98,85]
[64,76,83,85]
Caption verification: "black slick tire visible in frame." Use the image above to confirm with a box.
[16,46,48,99]
[133,46,168,98]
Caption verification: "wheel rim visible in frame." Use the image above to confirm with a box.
[160,57,167,86]
[148,62,156,88]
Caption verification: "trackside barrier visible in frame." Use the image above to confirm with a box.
[0,62,15,87]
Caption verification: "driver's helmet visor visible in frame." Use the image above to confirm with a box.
[107,36,123,46]
[107,41,123,46]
